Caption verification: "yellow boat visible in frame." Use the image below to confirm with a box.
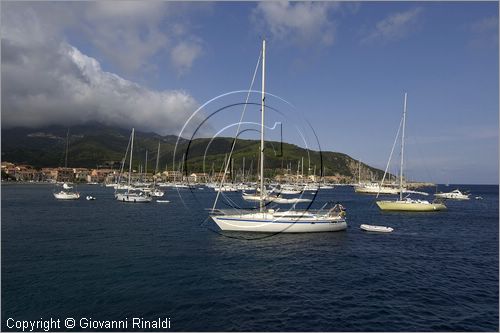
[375,93,446,213]
[376,199,446,212]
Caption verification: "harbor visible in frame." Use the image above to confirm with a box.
[2,182,498,331]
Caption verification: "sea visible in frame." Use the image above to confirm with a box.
[2,183,498,331]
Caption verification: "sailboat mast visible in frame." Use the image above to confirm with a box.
[358,160,361,184]
[259,39,266,212]
[64,129,69,168]
[145,150,148,182]
[128,128,134,194]
[155,141,160,175]
[400,92,407,201]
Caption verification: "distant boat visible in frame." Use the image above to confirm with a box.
[435,189,470,200]
[53,129,80,200]
[115,128,152,203]
[376,93,446,212]
[355,182,400,195]
[360,224,393,233]
[354,159,400,195]
[86,195,96,201]
[54,189,80,200]
[216,184,239,192]
[209,40,347,233]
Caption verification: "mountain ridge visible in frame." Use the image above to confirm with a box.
[2,123,386,180]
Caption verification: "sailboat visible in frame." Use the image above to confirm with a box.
[376,93,446,212]
[209,40,347,233]
[145,140,165,198]
[115,128,152,203]
[354,159,400,195]
[53,129,80,200]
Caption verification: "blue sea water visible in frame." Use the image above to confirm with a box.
[2,184,498,331]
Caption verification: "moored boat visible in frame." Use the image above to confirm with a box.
[376,93,446,212]
[360,224,394,233]
[209,40,347,233]
[434,189,470,200]
[376,198,446,211]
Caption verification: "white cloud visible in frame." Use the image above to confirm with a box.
[1,2,207,134]
[1,2,207,76]
[360,7,423,44]
[252,1,340,47]
[1,40,201,136]
[170,39,204,75]
[81,2,171,74]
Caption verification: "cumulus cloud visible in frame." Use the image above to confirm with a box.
[1,3,204,135]
[1,2,206,76]
[252,1,340,47]
[1,41,201,135]
[360,7,423,44]
[81,1,171,74]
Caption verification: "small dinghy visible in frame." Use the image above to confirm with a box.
[360,224,393,233]
[86,195,96,201]
[156,200,170,203]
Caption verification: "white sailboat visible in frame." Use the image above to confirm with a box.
[376,93,446,212]
[115,128,152,203]
[354,160,400,195]
[53,129,80,200]
[210,40,347,233]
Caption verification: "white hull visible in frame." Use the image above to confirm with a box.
[354,184,400,195]
[434,190,470,200]
[53,191,80,200]
[360,224,393,233]
[277,189,302,195]
[115,192,152,203]
[211,212,347,233]
[216,186,239,192]
[242,193,311,204]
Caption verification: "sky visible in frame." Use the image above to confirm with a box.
[1,1,498,184]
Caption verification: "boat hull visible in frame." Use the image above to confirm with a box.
[211,213,347,233]
[354,186,400,195]
[53,191,80,200]
[115,193,152,203]
[434,194,470,200]
[376,200,446,211]
[360,224,393,233]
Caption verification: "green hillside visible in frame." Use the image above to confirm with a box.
[1,123,386,180]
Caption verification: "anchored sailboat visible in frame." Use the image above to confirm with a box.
[115,128,152,203]
[209,40,347,233]
[376,93,446,212]
[53,129,80,200]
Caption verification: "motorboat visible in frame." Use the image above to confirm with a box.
[434,189,470,200]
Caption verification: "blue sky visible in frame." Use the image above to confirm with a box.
[1,1,498,184]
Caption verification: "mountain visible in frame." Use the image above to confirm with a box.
[1,123,386,180]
